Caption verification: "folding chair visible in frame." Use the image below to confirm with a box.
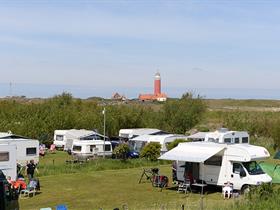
[20,179,38,198]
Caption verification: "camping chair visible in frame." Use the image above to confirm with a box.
[19,179,38,198]
[177,179,192,194]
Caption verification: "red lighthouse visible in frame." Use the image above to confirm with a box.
[154,72,161,96]
[138,71,167,102]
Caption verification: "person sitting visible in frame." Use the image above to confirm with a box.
[223,181,233,199]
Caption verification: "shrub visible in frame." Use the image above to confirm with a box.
[166,139,190,151]
[113,144,130,160]
[140,142,161,161]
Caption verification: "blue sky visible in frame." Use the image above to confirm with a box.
[0,0,280,99]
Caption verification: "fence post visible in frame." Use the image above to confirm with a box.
[181,204,185,210]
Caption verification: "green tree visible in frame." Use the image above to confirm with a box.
[161,92,206,134]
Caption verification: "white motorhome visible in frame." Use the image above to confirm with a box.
[205,128,249,144]
[129,134,189,154]
[159,142,272,192]
[119,128,169,139]
[0,132,39,166]
[71,140,112,159]
[0,144,17,181]
[53,129,108,150]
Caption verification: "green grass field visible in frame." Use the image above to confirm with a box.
[19,152,233,210]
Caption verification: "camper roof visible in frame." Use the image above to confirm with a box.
[0,132,27,139]
[65,129,107,140]
[131,134,188,144]
[226,144,270,161]
[119,128,168,138]
[159,142,226,163]
[72,140,111,146]
[186,132,210,140]
[205,130,249,139]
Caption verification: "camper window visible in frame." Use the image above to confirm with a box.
[90,145,96,152]
[105,145,111,151]
[55,135,64,141]
[224,138,231,143]
[233,163,243,174]
[81,134,102,140]
[0,152,9,161]
[26,147,37,156]
[242,137,249,143]
[208,138,219,143]
[234,138,240,143]
[73,146,82,152]
[204,156,222,166]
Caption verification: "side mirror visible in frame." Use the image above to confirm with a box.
[240,170,246,177]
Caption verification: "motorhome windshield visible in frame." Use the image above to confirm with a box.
[243,161,264,175]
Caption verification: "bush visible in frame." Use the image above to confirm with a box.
[166,139,190,151]
[140,142,161,161]
[113,144,130,160]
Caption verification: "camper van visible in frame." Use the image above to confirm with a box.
[0,144,17,181]
[71,140,112,159]
[129,134,189,154]
[0,132,39,166]
[204,128,249,144]
[159,142,272,192]
[53,129,108,151]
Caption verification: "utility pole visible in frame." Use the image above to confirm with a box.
[103,107,106,159]
[9,82,12,97]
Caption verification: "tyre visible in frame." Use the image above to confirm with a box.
[241,185,250,194]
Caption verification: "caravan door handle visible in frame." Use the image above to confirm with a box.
[231,174,233,178]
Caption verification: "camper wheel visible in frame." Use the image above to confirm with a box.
[241,185,250,194]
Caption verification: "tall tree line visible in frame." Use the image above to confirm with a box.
[0,92,206,145]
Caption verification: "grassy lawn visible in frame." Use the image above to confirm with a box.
[19,165,233,210]
[18,152,233,210]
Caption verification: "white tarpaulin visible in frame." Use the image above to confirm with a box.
[159,142,226,163]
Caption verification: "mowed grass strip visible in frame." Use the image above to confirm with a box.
[19,165,232,210]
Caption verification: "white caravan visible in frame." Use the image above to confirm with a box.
[53,129,108,150]
[129,134,189,154]
[71,140,112,159]
[0,144,17,180]
[53,130,68,149]
[205,128,249,144]
[0,132,39,166]
[159,142,272,192]
[119,128,169,139]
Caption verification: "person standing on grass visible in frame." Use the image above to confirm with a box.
[25,160,39,181]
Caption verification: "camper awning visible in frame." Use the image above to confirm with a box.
[159,142,226,163]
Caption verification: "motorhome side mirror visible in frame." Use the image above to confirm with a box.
[240,170,246,177]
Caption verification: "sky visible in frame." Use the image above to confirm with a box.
[0,0,280,99]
